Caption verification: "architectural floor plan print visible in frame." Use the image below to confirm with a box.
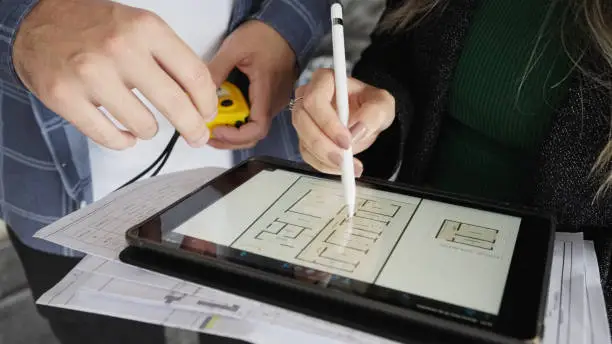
[435,219,499,251]
[230,176,420,282]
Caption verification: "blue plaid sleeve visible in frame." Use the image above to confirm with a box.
[251,0,331,70]
[0,0,39,89]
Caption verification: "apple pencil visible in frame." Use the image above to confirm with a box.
[331,3,356,218]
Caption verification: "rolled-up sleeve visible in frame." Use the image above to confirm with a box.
[251,0,331,70]
[0,0,39,89]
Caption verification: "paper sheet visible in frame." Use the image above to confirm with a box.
[74,256,248,318]
[543,233,610,344]
[584,241,612,344]
[36,227,612,344]
[37,255,397,344]
[548,233,585,344]
[34,167,399,343]
[37,269,289,344]
[34,167,225,259]
[569,233,586,344]
[543,239,564,344]
[40,233,612,344]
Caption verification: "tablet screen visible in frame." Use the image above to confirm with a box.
[167,168,521,319]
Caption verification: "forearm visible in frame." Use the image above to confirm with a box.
[245,0,332,71]
[0,0,39,89]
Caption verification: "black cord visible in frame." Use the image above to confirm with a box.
[116,130,180,191]
[151,135,176,176]
[113,69,250,192]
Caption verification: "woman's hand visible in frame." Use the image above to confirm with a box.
[292,68,395,176]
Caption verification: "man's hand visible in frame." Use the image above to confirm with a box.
[207,20,298,149]
[13,0,218,150]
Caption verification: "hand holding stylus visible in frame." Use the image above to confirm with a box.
[291,70,394,174]
[291,4,395,217]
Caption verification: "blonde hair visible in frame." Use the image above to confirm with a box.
[379,0,612,198]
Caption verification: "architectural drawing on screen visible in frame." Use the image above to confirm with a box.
[435,219,499,251]
[230,176,420,279]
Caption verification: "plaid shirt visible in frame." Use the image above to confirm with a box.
[0,0,330,256]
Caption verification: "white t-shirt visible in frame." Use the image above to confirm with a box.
[88,0,235,201]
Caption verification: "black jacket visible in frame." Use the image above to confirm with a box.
[353,0,612,319]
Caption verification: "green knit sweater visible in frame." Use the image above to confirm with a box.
[426,0,574,203]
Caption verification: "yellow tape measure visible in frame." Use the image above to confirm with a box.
[208,81,250,131]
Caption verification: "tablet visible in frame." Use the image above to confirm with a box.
[124,156,555,343]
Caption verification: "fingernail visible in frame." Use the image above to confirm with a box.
[350,122,368,143]
[328,152,343,167]
[205,109,218,122]
[336,134,351,150]
[189,132,210,148]
[354,160,363,177]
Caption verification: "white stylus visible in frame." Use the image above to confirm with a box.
[331,3,356,217]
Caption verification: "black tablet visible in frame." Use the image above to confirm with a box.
[124,156,555,343]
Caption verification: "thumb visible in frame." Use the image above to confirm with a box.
[208,42,241,86]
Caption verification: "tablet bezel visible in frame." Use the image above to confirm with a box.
[124,156,555,343]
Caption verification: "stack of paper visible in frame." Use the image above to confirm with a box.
[544,233,611,344]
[33,168,610,344]
[34,168,394,344]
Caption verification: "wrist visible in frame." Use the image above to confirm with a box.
[234,19,298,79]
[0,0,40,89]
[250,0,330,72]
